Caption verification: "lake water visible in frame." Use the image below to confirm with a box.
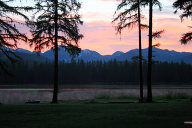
[0,86,192,104]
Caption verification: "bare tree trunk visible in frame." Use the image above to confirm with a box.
[52,0,58,104]
[147,0,153,102]
[137,0,143,102]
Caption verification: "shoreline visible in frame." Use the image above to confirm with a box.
[0,87,192,104]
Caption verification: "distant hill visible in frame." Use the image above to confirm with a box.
[115,47,192,64]
[0,47,48,63]
[1,46,192,64]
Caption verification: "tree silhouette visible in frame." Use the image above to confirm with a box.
[0,0,28,73]
[113,0,148,102]
[28,0,83,103]
[173,0,192,44]
[146,0,162,102]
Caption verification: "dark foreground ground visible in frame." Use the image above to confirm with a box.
[0,102,192,128]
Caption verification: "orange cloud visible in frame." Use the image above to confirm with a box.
[14,16,192,55]
[78,17,192,55]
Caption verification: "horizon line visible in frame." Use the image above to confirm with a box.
[11,46,192,56]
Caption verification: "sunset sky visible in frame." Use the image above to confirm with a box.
[14,0,192,55]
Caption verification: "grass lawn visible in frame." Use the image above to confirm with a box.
[0,101,192,128]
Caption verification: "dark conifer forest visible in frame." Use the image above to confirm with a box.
[1,60,192,86]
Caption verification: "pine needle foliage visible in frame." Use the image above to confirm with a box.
[173,0,192,44]
[28,0,83,55]
[173,0,192,20]
[152,30,164,39]
[0,0,29,73]
[113,0,148,35]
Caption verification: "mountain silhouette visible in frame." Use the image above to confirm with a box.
[1,46,192,64]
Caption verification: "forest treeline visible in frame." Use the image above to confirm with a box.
[1,60,192,85]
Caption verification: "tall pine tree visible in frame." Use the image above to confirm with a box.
[28,0,83,103]
[113,0,149,102]
[146,0,162,102]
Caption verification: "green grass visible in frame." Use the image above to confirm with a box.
[154,92,192,103]
[156,92,190,100]
[86,95,139,104]
[79,93,192,104]
[0,102,192,128]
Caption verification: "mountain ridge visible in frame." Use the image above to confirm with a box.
[1,46,192,64]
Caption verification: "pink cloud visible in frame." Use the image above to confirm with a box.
[98,0,117,2]
[78,17,192,55]
[15,16,192,55]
